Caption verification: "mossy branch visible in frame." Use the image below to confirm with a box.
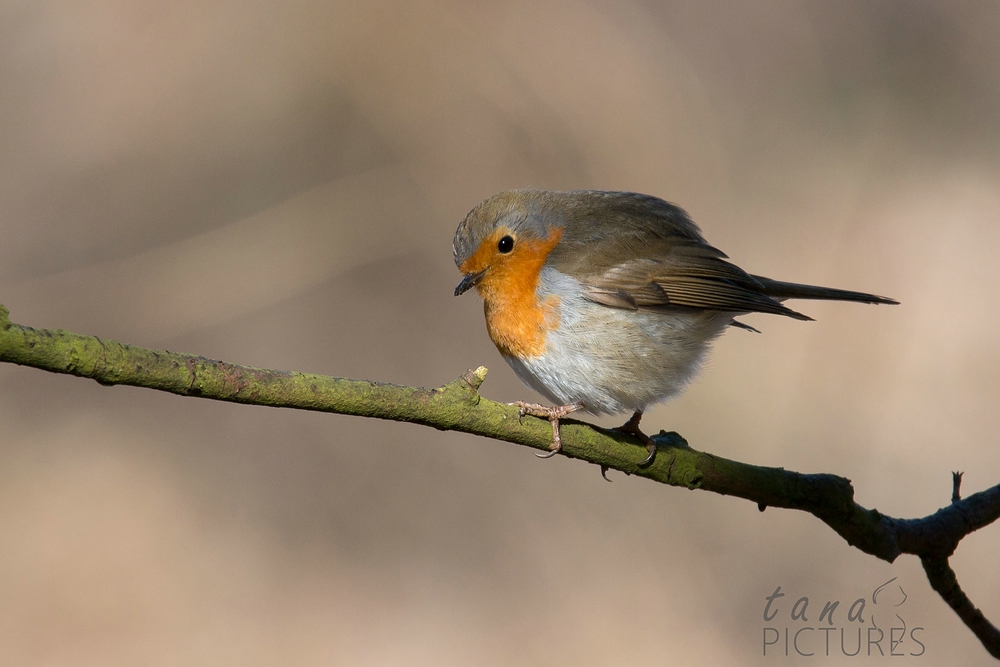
[1,304,998,658]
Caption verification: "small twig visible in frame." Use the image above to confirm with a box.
[953,471,964,503]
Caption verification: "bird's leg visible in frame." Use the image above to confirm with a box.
[511,402,583,458]
[616,410,657,467]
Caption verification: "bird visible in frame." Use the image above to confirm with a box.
[452,189,897,466]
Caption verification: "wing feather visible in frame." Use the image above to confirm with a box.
[541,191,868,321]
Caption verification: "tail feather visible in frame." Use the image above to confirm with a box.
[751,275,899,306]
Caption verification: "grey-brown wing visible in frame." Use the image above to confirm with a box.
[580,240,812,320]
[542,190,895,318]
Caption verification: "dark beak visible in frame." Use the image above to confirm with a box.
[454,269,488,296]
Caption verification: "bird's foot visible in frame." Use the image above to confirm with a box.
[616,410,657,467]
[511,401,583,458]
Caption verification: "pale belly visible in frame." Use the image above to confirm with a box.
[501,268,733,415]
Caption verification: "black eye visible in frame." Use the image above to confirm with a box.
[497,235,514,253]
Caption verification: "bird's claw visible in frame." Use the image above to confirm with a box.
[637,441,657,468]
[510,401,581,460]
[616,410,657,467]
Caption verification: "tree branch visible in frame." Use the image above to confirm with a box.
[922,556,1000,659]
[2,304,998,658]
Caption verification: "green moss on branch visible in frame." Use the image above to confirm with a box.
[1,304,998,658]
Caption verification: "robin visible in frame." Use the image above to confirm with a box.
[453,190,897,465]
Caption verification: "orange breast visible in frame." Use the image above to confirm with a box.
[460,228,564,358]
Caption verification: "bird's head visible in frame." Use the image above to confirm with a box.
[453,190,564,299]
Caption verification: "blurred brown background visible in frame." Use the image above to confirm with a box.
[1,1,999,664]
